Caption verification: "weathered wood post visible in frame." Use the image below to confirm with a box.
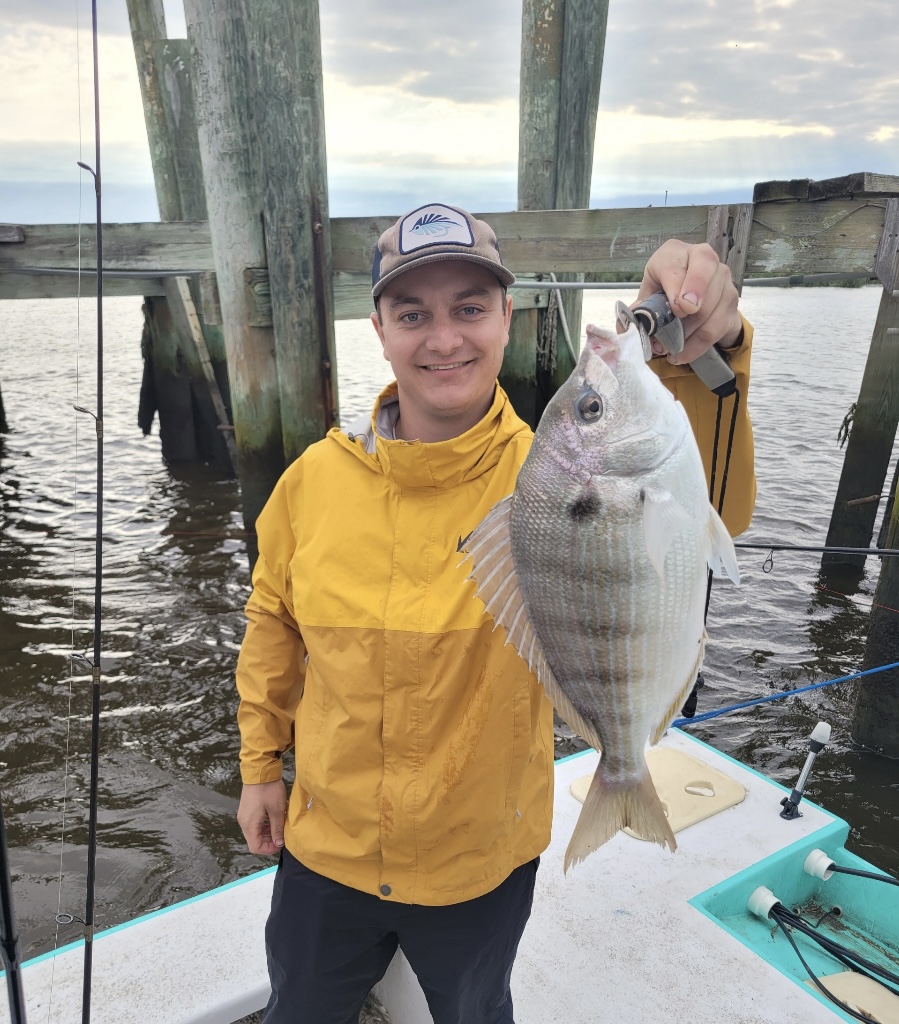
[818,187,899,569]
[0,378,8,434]
[182,0,286,552]
[851,495,899,757]
[509,0,609,423]
[127,0,233,470]
[243,0,339,461]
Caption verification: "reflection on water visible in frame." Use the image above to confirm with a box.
[1,289,897,962]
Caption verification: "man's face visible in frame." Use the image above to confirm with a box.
[371,260,512,442]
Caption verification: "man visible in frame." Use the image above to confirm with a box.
[236,202,755,1023]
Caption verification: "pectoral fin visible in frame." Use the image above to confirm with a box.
[642,488,693,579]
[706,505,740,583]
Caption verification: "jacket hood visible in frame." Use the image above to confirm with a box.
[328,381,532,490]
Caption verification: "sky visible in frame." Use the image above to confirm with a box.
[0,0,897,223]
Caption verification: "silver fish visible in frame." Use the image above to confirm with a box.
[464,320,739,869]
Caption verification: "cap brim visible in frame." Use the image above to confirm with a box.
[372,251,516,298]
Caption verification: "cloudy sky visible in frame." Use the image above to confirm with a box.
[1,0,897,223]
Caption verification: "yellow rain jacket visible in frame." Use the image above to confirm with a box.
[237,325,756,907]
[238,385,555,905]
[649,320,756,537]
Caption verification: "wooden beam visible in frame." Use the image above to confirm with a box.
[184,0,285,554]
[0,221,213,273]
[0,273,166,301]
[1,201,888,281]
[754,171,899,203]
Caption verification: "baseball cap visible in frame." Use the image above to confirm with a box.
[371,202,516,300]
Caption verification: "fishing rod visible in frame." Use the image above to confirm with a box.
[0,795,27,1024]
[72,1,104,1021]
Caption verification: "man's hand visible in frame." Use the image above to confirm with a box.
[638,241,743,364]
[237,780,287,855]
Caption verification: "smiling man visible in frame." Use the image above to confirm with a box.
[235,203,756,1024]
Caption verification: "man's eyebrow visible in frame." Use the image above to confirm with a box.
[452,287,492,302]
[387,294,423,310]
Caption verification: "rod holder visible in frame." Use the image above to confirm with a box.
[780,721,831,820]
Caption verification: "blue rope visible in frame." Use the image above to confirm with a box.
[672,660,899,728]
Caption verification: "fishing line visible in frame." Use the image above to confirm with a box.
[671,659,899,727]
[47,3,90,1020]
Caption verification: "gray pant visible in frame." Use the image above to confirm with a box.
[263,849,538,1024]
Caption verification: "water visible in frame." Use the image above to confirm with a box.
[1,288,897,962]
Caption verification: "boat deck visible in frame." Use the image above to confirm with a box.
[2,730,885,1024]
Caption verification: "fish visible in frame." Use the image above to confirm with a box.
[463,318,740,869]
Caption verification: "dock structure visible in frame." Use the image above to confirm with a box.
[0,9,898,734]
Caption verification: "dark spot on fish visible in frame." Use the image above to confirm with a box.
[568,494,601,521]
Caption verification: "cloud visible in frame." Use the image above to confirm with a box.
[2,0,897,224]
[320,0,521,104]
[598,0,898,137]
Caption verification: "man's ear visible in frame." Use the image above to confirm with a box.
[370,310,390,361]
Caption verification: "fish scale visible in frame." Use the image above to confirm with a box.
[463,319,740,869]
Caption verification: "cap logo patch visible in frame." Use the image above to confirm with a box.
[399,204,474,254]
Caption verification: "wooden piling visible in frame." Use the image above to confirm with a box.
[823,284,899,568]
[183,0,286,550]
[127,0,234,473]
[0,377,8,433]
[243,0,339,462]
[851,493,899,758]
[514,0,610,419]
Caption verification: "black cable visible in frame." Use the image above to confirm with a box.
[780,915,899,992]
[828,865,899,887]
[771,912,882,1024]
[773,906,899,994]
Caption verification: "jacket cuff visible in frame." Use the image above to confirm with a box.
[240,762,285,785]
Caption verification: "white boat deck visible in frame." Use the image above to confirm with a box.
[2,731,855,1024]
[377,729,848,1023]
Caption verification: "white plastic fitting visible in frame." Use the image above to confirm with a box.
[803,848,835,881]
[810,722,832,746]
[748,885,782,921]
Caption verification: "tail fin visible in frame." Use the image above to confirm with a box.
[564,764,676,872]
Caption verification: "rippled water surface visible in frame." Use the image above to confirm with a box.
[1,288,897,961]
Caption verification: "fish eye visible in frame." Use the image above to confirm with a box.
[576,390,603,423]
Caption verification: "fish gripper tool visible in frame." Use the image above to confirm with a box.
[616,293,737,398]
